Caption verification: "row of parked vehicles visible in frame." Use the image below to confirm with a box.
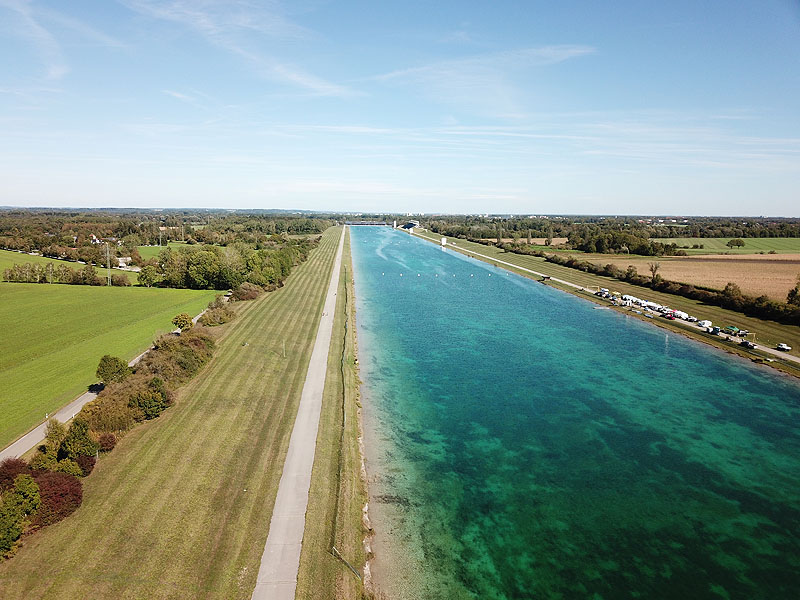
[594,288,793,353]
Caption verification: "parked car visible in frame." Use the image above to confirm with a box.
[687,316,698,322]
[776,343,792,351]
[740,340,757,349]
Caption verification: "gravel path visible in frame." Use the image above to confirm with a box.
[251,226,346,600]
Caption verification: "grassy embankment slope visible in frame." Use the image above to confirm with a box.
[0,284,217,449]
[0,227,362,599]
[0,248,139,284]
[651,237,800,255]
[415,230,800,366]
[296,229,367,599]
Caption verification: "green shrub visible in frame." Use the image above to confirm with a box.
[96,355,132,384]
[199,305,235,326]
[0,474,41,557]
[29,450,58,472]
[54,459,84,477]
[58,418,99,460]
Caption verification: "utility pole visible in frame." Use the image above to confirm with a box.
[106,242,112,286]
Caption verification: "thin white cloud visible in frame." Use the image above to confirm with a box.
[377,45,596,82]
[121,0,356,97]
[37,7,124,48]
[163,89,193,102]
[0,0,68,79]
[374,45,595,116]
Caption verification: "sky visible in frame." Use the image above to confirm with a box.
[1,0,799,215]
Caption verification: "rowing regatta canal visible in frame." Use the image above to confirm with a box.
[350,226,800,600]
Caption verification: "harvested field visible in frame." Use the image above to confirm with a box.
[582,254,800,301]
[651,237,800,255]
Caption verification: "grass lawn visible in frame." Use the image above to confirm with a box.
[0,284,217,448]
[651,237,800,255]
[137,242,191,260]
[415,231,800,362]
[0,227,344,599]
[0,248,139,285]
[296,229,367,599]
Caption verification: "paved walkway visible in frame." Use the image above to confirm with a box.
[251,226,346,600]
[0,306,214,463]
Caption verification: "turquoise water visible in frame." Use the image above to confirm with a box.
[351,226,800,600]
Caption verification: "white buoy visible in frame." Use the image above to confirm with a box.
[400,273,403,277]
[471,274,474,277]
[417,273,420,277]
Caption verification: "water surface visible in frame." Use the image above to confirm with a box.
[352,226,800,600]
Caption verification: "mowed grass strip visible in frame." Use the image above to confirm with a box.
[0,227,342,599]
[651,237,800,255]
[0,248,139,284]
[0,284,217,448]
[296,229,368,599]
[416,230,800,357]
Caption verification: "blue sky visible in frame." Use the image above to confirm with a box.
[1,0,799,215]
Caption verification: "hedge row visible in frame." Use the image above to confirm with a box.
[3,262,130,286]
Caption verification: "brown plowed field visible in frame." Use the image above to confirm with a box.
[583,254,800,301]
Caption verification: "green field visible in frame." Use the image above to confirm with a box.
[0,227,352,598]
[0,248,139,284]
[416,231,800,361]
[651,237,800,255]
[0,284,217,448]
[137,242,190,260]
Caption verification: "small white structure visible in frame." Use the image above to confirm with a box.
[673,311,689,320]
[698,320,712,328]
[441,237,447,247]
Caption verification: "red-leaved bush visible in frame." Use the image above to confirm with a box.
[98,432,117,452]
[0,457,30,491]
[31,472,83,527]
[75,454,96,476]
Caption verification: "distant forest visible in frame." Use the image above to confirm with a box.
[425,216,800,256]
[0,209,331,290]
